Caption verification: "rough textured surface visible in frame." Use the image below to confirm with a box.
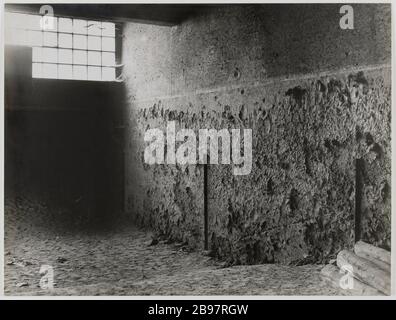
[123,5,391,264]
[5,200,342,296]
[10,265,342,296]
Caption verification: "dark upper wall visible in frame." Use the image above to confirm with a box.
[123,4,390,99]
[123,4,391,263]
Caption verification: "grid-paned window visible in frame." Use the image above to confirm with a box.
[5,12,118,81]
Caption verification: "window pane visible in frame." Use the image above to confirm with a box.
[73,19,87,34]
[32,63,42,78]
[88,36,101,51]
[102,67,115,81]
[6,29,28,46]
[43,32,57,47]
[27,30,43,46]
[59,33,72,48]
[102,52,115,66]
[58,64,73,79]
[32,47,42,62]
[5,12,21,29]
[87,21,101,36]
[42,63,58,79]
[73,35,87,50]
[59,49,72,64]
[23,15,118,82]
[73,65,87,80]
[88,51,101,65]
[102,22,115,37]
[28,14,43,30]
[88,66,101,81]
[73,50,87,65]
[102,37,115,52]
[41,17,57,32]
[42,48,58,63]
[58,18,73,33]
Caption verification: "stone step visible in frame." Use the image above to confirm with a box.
[337,249,390,295]
[321,264,383,296]
[354,241,391,270]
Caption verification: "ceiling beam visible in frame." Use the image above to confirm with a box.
[4,3,213,26]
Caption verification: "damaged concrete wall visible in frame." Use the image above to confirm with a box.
[123,4,391,264]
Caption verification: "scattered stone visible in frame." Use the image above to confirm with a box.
[174,242,185,248]
[56,257,68,263]
[203,250,215,257]
[16,282,29,288]
[5,222,343,295]
[15,261,26,268]
[216,262,230,269]
[149,238,159,246]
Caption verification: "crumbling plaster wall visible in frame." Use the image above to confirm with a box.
[123,4,391,264]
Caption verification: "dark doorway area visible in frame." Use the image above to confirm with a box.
[5,45,126,229]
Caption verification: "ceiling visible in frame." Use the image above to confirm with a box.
[5,3,219,26]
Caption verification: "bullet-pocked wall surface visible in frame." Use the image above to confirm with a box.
[123,4,391,264]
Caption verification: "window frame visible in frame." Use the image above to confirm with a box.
[5,11,122,82]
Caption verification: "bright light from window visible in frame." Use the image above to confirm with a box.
[5,12,118,81]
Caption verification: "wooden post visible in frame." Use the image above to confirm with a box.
[355,158,364,242]
[203,161,209,250]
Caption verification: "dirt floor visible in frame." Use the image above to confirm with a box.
[4,198,343,296]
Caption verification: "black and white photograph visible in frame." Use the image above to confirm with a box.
[1,1,393,300]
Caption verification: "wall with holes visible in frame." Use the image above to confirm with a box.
[122,4,391,264]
